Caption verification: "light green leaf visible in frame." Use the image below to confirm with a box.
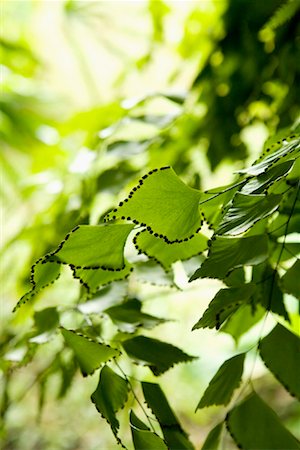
[50,224,134,269]
[61,328,120,376]
[201,423,223,450]
[196,354,245,410]
[134,230,207,270]
[122,336,196,376]
[73,263,133,293]
[259,324,300,400]
[216,193,282,236]
[241,160,294,194]
[238,137,300,176]
[221,303,265,343]
[91,366,128,442]
[190,235,268,281]
[142,382,194,450]
[281,260,300,299]
[192,284,256,330]
[130,411,168,450]
[105,167,202,242]
[104,298,167,333]
[226,392,300,449]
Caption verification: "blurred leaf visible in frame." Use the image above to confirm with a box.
[226,392,300,449]
[196,354,245,410]
[61,328,120,376]
[259,324,300,400]
[122,336,196,376]
[34,307,59,333]
[201,423,223,450]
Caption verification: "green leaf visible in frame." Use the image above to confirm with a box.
[216,193,282,236]
[241,160,294,194]
[196,354,245,410]
[122,336,196,376]
[91,366,128,442]
[105,167,202,242]
[221,303,265,343]
[73,263,133,293]
[201,423,223,450]
[61,328,120,376]
[34,307,59,333]
[104,298,167,333]
[281,260,300,299]
[133,260,175,286]
[259,324,300,400]
[226,392,300,449]
[50,224,134,269]
[142,382,194,450]
[190,235,268,281]
[238,137,300,176]
[134,230,207,270]
[258,265,289,320]
[192,284,256,330]
[130,410,168,450]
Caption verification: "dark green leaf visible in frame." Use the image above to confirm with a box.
[196,354,245,410]
[281,260,300,299]
[216,193,282,236]
[91,366,128,441]
[201,423,223,450]
[130,410,168,450]
[192,284,256,330]
[259,324,300,400]
[221,303,265,343]
[61,328,120,376]
[134,230,207,270]
[258,265,289,320]
[226,392,300,449]
[51,224,134,269]
[34,307,59,333]
[122,336,196,376]
[105,167,202,242]
[190,235,268,281]
[142,382,194,450]
[104,298,167,333]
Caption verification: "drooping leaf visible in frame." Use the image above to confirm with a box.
[192,284,256,330]
[281,260,300,299]
[258,265,289,320]
[259,324,300,400]
[142,382,194,450]
[130,410,168,450]
[221,303,265,343]
[105,167,202,242]
[122,336,196,376]
[226,392,300,449]
[201,423,223,450]
[241,160,294,194]
[196,354,245,410]
[60,328,120,376]
[50,224,134,269]
[73,263,133,293]
[104,298,167,333]
[190,235,268,281]
[91,366,128,442]
[134,230,207,270]
[238,137,300,176]
[216,192,282,236]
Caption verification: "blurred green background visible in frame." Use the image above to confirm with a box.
[1,1,300,449]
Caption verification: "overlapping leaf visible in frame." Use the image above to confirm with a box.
[61,328,120,376]
[281,260,300,299]
[196,354,245,409]
[73,263,133,293]
[259,324,300,400]
[122,336,196,375]
[258,265,289,320]
[190,235,268,281]
[134,230,207,270]
[142,382,194,450]
[226,392,300,449]
[192,284,256,330]
[221,303,265,343]
[91,366,128,443]
[50,224,134,269]
[241,160,294,194]
[216,193,282,236]
[105,167,202,242]
[130,411,168,450]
